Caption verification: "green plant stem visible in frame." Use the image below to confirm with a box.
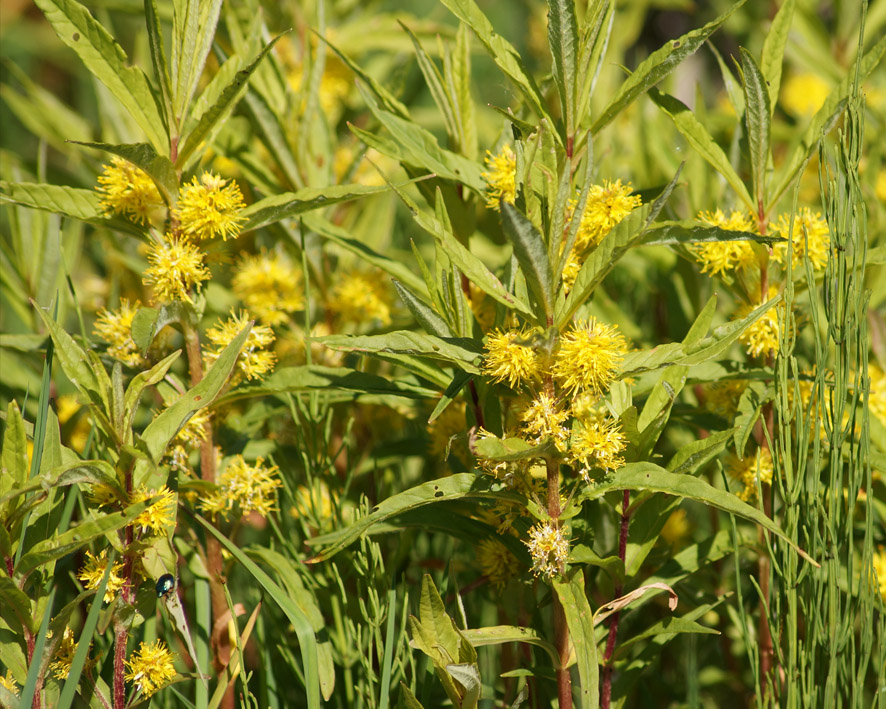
[547,454,571,709]
[600,489,631,709]
[113,465,135,709]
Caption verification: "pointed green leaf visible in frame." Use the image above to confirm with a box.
[32,0,167,150]
[553,570,598,709]
[318,331,482,374]
[649,88,754,211]
[393,280,453,337]
[667,428,736,475]
[548,0,578,135]
[739,49,771,207]
[760,0,796,116]
[641,222,783,246]
[500,202,553,324]
[474,434,555,462]
[172,0,223,121]
[1,401,28,502]
[460,626,559,667]
[242,183,388,231]
[592,1,745,134]
[144,0,172,127]
[71,141,177,204]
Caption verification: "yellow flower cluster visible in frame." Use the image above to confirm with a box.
[482,145,517,209]
[125,640,177,698]
[475,538,520,591]
[525,520,570,579]
[0,670,18,696]
[49,627,87,680]
[870,364,886,428]
[174,172,246,242]
[520,392,570,450]
[482,327,542,389]
[781,72,829,117]
[93,298,145,368]
[205,310,277,383]
[569,415,628,481]
[232,250,303,326]
[77,549,126,603]
[727,447,774,502]
[201,455,282,520]
[771,207,830,271]
[167,408,210,472]
[552,319,628,395]
[143,236,211,304]
[328,270,393,326]
[131,485,177,536]
[692,209,757,277]
[97,156,164,224]
[873,546,886,602]
[737,286,781,359]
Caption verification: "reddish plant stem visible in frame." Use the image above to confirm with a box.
[600,489,631,709]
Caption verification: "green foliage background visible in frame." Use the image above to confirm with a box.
[1,0,885,707]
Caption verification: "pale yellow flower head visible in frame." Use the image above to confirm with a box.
[143,236,211,304]
[525,521,570,579]
[232,250,303,326]
[96,156,164,224]
[125,640,177,698]
[167,407,210,472]
[0,670,18,696]
[781,72,829,117]
[482,327,542,389]
[475,538,520,591]
[50,627,82,680]
[737,286,781,359]
[520,392,570,450]
[328,270,392,326]
[131,485,177,536]
[693,209,757,276]
[205,310,277,383]
[201,455,282,520]
[552,319,627,395]
[174,172,246,241]
[870,364,886,428]
[94,298,145,368]
[482,144,517,209]
[771,208,830,271]
[568,179,642,250]
[727,447,774,502]
[77,549,126,603]
[569,415,627,481]
[873,546,886,602]
[875,169,886,202]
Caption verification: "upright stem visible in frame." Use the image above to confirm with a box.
[547,456,572,709]
[600,489,631,709]
[113,465,135,709]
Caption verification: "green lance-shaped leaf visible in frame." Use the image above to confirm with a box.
[553,570,598,709]
[0,577,33,635]
[306,474,521,562]
[547,0,579,136]
[438,0,554,131]
[592,0,745,134]
[614,615,719,660]
[241,184,388,232]
[0,460,120,512]
[739,48,771,208]
[574,0,612,129]
[15,496,156,578]
[194,515,321,708]
[1,401,29,502]
[177,33,284,169]
[578,462,817,565]
[649,89,754,211]
[70,141,178,205]
[666,428,736,476]
[318,331,482,374]
[130,300,197,354]
[215,365,438,406]
[144,0,172,128]
[461,625,559,668]
[640,222,784,247]
[136,324,249,472]
[500,202,553,324]
[171,0,223,123]
[393,280,453,338]
[474,433,556,462]
[123,351,182,433]
[0,182,142,236]
[32,0,167,151]
[760,0,796,117]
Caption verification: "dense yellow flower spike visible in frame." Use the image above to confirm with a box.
[482,144,517,209]
[870,365,886,428]
[475,538,520,591]
[693,209,757,276]
[482,327,542,389]
[77,549,126,603]
[570,416,627,480]
[205,310,277,383]
[727,447,774,502]
[143,236,211,304]
[738,286,781,358]
[174,172,245,241]
[873,546,886,602]
[328,270,393,326]
[771,207,830,271]
[50,627,80,680]
[93,298,145,368]
[525,521,570,579]
[569,179,642,250]
[96,156,164,224]
[125,640,177,698]
[201,455,282,520]
[232,250,303,326]
[781,72,829,117]
[0,670,19,696]
[520,392,570,450]
[131,486,177,536]
[552,319,627,395]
